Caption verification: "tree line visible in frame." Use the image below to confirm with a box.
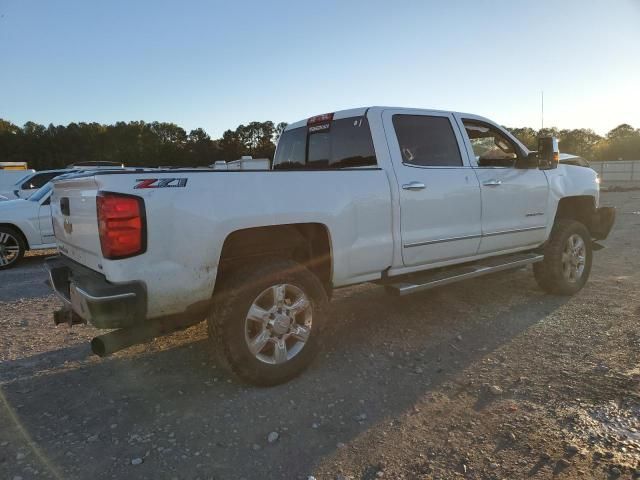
[508,124,640,162]
[0,119,287,170]
[0,118,639,171]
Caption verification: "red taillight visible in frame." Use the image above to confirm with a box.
[307,112,334,125]
[96,193,146,259]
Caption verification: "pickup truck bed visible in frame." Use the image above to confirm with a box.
[50,167,393,320]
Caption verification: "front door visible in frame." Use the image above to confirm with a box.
[38,196,55,244]
[455,116,549,254]
[383,109,482,267]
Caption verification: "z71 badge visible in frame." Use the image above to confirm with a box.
[134,178,188,189]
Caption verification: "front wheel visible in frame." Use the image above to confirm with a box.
[208,258,328,386]
[533,220,592,295]
[0,227,25,270]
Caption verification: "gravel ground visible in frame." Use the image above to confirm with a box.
[1,190,639,480]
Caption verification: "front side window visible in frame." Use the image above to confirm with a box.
[463,120,518,167]
[273,117,377,170]
[392,115,463,167]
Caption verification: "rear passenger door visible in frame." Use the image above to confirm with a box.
[383,109,482,267]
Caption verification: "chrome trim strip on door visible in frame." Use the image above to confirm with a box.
[404,233,482,248]
[483,225,546,237]
[401,164,475,170]
[403,225,546,248]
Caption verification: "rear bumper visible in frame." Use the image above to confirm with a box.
[45,255,147,329]
[591,206,616,240]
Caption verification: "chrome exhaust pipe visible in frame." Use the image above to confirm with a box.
[90,313,205,357]
[91,325,157,356]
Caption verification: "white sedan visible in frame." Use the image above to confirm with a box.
[0,182,56,269]
[0,169,77,201]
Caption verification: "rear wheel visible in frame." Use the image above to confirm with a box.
[0,227,25,269]
[533,220,592,295]
[208,258,328,386]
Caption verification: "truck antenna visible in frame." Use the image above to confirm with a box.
[541,90,544,131]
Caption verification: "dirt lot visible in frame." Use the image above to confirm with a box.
[1,190,639,480]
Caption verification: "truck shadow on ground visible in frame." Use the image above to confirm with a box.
[0,344,90,384]
[1,269,570,480]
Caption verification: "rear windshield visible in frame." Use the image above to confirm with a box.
[273,116,377,170]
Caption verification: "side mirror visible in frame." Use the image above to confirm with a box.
[516,151,539,169]
[538,136,560,169]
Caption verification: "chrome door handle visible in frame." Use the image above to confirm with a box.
[402,181,426,191]
[483,179,502,186]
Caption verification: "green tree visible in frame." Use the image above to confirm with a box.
[606,123,635,140]
[274,122,288,143]
[557,129,602,159]
[595,124,640,160]
[507,127,538,150]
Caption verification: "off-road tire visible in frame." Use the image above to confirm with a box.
[208,257,328,386]
[0,226,26,270]
[533,220,592,295]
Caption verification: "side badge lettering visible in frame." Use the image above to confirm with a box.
[134,178,188,189]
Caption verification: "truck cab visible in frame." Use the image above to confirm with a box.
[274,108,595,272]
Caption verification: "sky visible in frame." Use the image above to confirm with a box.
[1,0,639,137]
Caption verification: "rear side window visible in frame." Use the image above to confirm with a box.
[392,115,463,167]
[273,117,377,170]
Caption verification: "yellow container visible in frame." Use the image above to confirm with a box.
[0,162,28,170]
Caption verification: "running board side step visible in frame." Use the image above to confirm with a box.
[383,252,544,296]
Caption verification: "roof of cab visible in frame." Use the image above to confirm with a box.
[284,106,483,131]
[285,107,370,130]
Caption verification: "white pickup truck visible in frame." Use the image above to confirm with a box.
[46,107,615,385]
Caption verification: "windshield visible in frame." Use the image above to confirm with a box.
[28,182,52,202]
[13,173,32,186]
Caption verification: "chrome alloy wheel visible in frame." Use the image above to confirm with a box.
[562,233,586,283]
[244,284,312,365]
[0,231,20,267]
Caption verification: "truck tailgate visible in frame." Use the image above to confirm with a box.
[51,176,104,272]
